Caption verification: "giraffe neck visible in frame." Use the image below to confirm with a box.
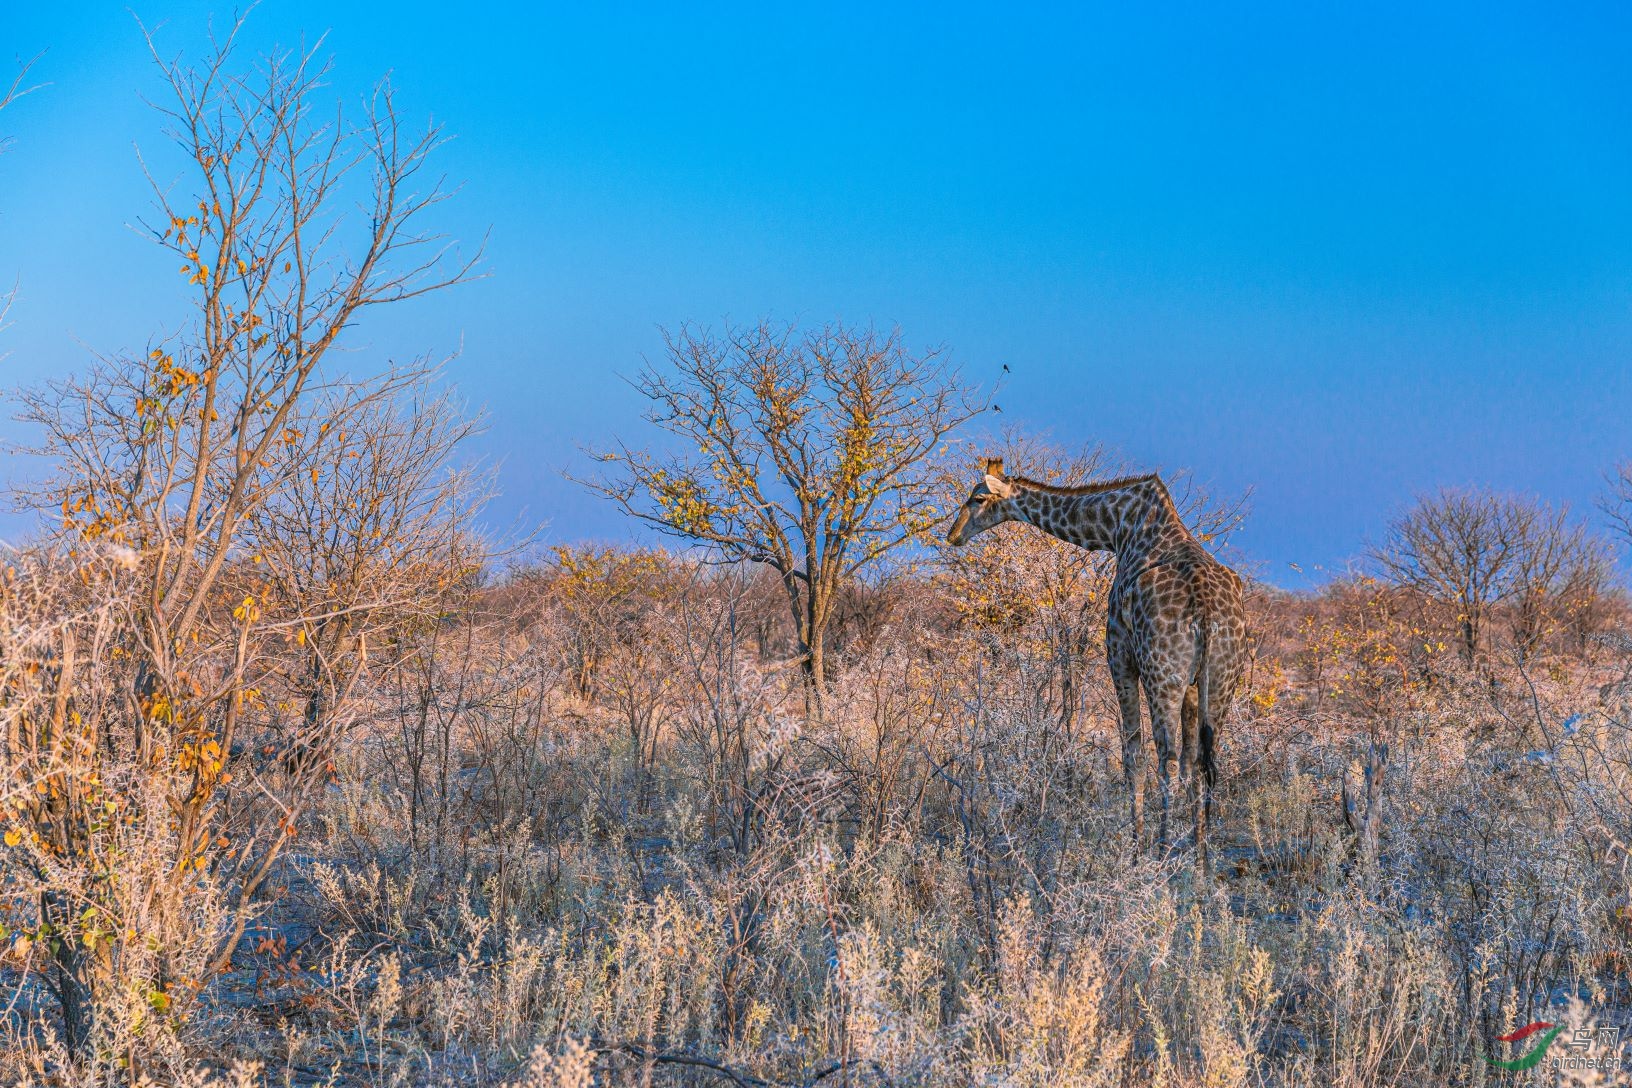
[1010,478,1177,558]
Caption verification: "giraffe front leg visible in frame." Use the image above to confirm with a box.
[1112,665,1144,847]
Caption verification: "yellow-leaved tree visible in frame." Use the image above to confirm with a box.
[3,17,481,1074]
[587,321,984,714]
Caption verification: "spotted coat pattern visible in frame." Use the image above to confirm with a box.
[947,458,1247,856]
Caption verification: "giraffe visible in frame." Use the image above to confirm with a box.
[946,457,1247,858]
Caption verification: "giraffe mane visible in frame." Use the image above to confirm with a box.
[1003,471,1170,499]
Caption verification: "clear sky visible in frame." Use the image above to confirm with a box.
[2,3,1630,586]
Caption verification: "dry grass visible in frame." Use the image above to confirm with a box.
[3,550,1627,1087]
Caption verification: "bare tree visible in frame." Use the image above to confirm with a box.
[8,17,478,1066]
[1372,489,1524,661]
[586,321,984,714]
[938,437,1116,734]
[545,544,686,812]
[1,54,44,334]
[1603,461,1632,550]
[1372,488,1601,661]
[241,379,487,754]
[1507,506,1610,658]
[0,53,42,145]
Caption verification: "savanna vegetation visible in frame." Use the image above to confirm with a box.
[2,24,1631,1088]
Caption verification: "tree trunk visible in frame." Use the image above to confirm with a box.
[1343,738,1388,876]
[43,892,94,1056]
[804,636,825,718]
[1459,610,1479,662]
[781,568,831,719]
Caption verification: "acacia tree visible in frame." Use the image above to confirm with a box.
[5,20,478,1068]
[588,321,983,713]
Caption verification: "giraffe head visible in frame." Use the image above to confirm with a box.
[946,457,1019,546]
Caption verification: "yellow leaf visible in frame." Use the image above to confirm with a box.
[3,830,20,847]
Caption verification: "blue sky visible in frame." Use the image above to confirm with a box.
[2,3,1630,585]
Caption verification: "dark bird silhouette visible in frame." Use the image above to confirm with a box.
[993,403,1002,413]
[1002,363,1010,374]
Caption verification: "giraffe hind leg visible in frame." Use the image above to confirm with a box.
[1144,681,1184,851]
[1179,684,1200,850]
[1180,685,1199,786]
[1196,650,1237,871]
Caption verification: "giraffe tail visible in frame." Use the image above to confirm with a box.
[1196,621,1219,794]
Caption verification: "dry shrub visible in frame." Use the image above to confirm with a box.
[4,528,1631,1086]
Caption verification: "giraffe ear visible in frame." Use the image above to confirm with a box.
[983,473,1014,498]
